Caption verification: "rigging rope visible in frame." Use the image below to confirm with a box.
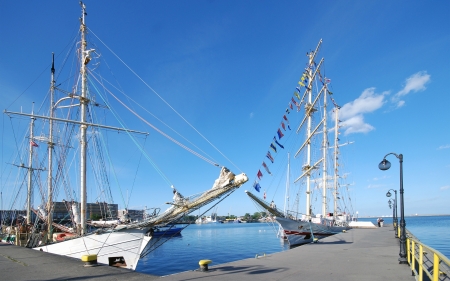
[88,76,173,187]
[88,73,219,168]
[127,137,147,208]
[93,74,218,168]
[88,28,242,172]
[86,105,115,204]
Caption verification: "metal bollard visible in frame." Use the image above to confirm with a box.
[199,259,212,271]
[81,254,98,267]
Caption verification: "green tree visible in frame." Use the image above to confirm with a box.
[252,212,262,220]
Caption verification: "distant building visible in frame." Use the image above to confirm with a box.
[0,201,118,224]
[0,210,27,225]
[118,209,145,222]
[51,201,118,221]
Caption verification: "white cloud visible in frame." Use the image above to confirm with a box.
[396,100,405,108]
[249,112,254,118]
[392,71,430,102]
[337,72,431,135]
[341,115,374,135]
[373,175,388,181]
[440,185,450,190]
[339,88,386,120]
[367,184,386,189]
[338,88,386,135]
[438,144,450,150]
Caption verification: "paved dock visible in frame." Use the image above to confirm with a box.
[0,242,158,281]
[162,225,415,281]
[0,225,415,281]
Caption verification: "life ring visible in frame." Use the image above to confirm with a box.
[56,233,75,242]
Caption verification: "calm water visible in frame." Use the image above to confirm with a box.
[137,222,288,276]
[136,216,450,276]
[358,216,450,258]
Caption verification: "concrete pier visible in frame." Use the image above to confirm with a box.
[0,225,415,280]
[162,225,415,281]
[0,242,158,281]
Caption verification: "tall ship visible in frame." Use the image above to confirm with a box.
[246,39,354,246]
[1,2,247,269]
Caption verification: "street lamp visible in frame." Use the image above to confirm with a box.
[386,189,398,238]
[379,153,407,264]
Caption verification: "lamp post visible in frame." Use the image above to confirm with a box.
[386,189,398,238]
[379,153,407,264]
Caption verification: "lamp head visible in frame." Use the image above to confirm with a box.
[386,191,392,197]
[379,158,391,171]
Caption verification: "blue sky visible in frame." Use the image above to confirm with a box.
[0,1,449,218]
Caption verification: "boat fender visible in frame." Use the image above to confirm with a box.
[199,259,212,271]
[342,230,347,233]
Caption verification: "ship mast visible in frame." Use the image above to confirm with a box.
[26,105,36,224]
[47,53,55,237]
[321,79,328,217]
[3,1,148,237]
[304,39,322,219]
[283,153,290,217]
[79,1,88,235]
[333,107,339,218]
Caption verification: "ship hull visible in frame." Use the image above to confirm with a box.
[275,217,345,246]
[34,228,151,270]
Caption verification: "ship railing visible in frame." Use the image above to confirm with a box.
[406,229,450,281]
[284,210,304,221]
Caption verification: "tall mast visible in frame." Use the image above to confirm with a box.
[47,53,55,237]
[80,1,88,235]
[283,153,290,217]
[333,107,339,218]
[26,104,36,224]
[305,53,313,219]
[321,80,328,217]
[304,39,322,219]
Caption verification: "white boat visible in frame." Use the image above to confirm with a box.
[195,206,220,224]
[246,39,353,246]
[3,2,248,270]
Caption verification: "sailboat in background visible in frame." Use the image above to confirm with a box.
[195,206,221,224]
[2,2,247,269]
[207,206,221,223]
[246,39,353,246]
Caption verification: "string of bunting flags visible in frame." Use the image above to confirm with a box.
[253,63,332,197]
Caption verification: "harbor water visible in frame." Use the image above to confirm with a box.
[358,215,450,258]
[136,215,450,276]
[137,222,288,276]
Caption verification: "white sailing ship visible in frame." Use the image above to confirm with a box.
[3,2,247,269]
[246,39,353,246]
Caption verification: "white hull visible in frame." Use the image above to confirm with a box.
[275,217,345,246]
[34,228,151,270]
